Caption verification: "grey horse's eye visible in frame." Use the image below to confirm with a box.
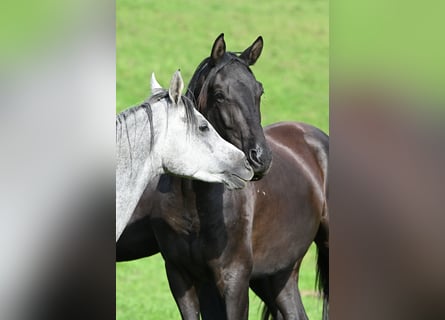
[199,123,209,132]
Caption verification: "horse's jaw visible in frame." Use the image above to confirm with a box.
[190,164,254,190]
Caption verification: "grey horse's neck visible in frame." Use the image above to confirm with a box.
[115,102,164,240]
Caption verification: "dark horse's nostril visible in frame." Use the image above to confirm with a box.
[249,147,263,167]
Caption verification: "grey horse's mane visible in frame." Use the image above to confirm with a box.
[116,89,198,155]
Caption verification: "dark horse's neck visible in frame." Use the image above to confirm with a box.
[159,176,229,257]
[192,180,225,229]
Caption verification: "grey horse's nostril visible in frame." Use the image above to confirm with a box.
[244,158,251,169]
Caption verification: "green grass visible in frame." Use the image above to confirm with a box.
[117,0,328,318]
[116,0,328,132]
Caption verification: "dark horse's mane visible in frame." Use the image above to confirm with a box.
[116,89,197,153]
[187,52,253,112]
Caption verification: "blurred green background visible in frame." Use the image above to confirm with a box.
[116,0,328,319]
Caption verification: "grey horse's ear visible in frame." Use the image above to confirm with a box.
[239,36,263,66]
[210,33,226,65]
[151,72,163,95]
[168,70,184,105]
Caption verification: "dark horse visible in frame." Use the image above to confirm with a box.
[117,34,329,320]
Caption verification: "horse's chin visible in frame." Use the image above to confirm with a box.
[223,174,248,190]
[190,171,248,190]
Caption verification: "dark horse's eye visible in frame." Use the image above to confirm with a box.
[214,92,225,102]
[199,123,209,132]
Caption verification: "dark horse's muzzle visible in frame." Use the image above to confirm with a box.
[247,144,272,180]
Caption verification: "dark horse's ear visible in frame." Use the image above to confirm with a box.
[239,36,263,66]
[210,33,226,65]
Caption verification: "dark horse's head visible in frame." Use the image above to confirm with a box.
[187,34,272,180]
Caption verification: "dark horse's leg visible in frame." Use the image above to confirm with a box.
[273,267,308,320]
[211,260,252,320]
[165,262,200,320]
[253,216,329,320]
[250,278,284,320]
[199,281,227,320]
[253,238,327,319]
[251,263,308,320]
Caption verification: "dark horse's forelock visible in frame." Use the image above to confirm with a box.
[187,52,253,113]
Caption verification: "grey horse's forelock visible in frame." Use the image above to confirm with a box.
[116,88,199,159]
[180,95,198,132]
[148,88,198,134]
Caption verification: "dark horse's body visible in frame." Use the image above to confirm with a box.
[117,34,329,320]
